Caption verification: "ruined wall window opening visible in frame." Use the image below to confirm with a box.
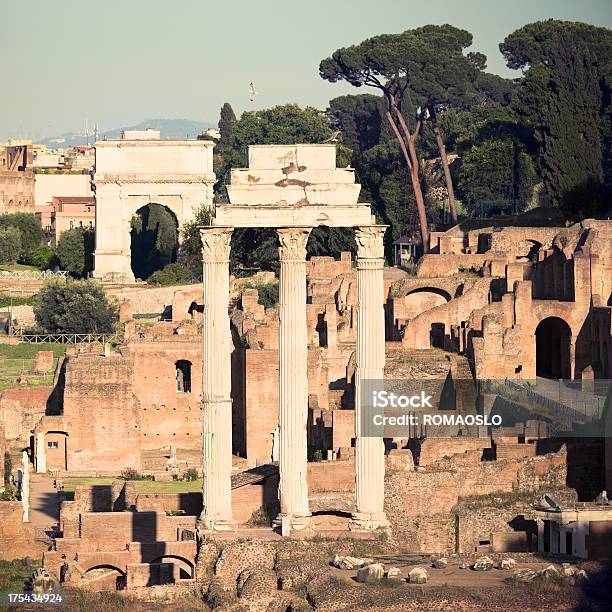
[176,360,192,393]
[47,441,58,449]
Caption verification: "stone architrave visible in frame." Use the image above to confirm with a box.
[275,227,314,534]
[21,450,30,523]
[350,225,389,531]
[198,227,234,533]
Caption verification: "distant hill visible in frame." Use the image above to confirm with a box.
[41,119,215,147]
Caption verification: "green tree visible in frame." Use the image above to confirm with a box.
[56,228,94,277]
[500,20,612,217]
[34,281,118,333]
[130,204,178,280]
[327,94,383,157]
[218,102,237,148]
[456,138,536,216]
[219,104,350,270]
[0,213,43,261]
[29,245,55,270]
[178,204,214,273]
[147,263,195,286]
[320,26,485,247]
[0,226,22,264]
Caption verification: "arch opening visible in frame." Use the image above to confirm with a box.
[176,360,192,393]
[130,204,178,281]
[150,556,194,580]
[81,565,126,591]
[535,317,572,379]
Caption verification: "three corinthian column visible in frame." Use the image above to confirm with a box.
[199,224,388,535]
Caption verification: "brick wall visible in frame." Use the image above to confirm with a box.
[0,386,52,443]
[417,437,490,466]
[0,502,42,560]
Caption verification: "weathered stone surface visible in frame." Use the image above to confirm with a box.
[386,567,402,580]
[510,569,538,583]
[472,556,494,571]
[332,555,374,570]
[538,564,561,580]
[237,567,278,599]
[497,558,517,570]
[432,557,448,569]
[356,563,385,583]
[408,567,428,584]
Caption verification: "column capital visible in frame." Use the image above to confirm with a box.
[200,226,233,263]
[355,225,387,260]
[277,227,311,262]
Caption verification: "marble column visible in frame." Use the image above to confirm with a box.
[536,518,545,553]
[350,225,389,531]
[35,432,46,474]
[198,227,234,533]
[559,525,567,554]
[276,227,313,535]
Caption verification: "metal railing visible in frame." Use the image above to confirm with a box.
[0,270,68,280]
[14,332,117,345]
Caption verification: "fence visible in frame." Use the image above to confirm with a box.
[0,270,68,280]
[14,333,118,345]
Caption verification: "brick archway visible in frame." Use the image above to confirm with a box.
[150,556,194,579]
[535,316,572,379]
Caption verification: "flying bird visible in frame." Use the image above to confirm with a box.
[322,130,341,143]
[249,82,258,102]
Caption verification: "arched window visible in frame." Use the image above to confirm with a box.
[176,360,192,393]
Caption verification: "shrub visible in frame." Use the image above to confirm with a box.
[56,228,94,278]
[0,213,43,261]
[34,281,118,333]
[120,468,154,481]
[0,226,22,264]
[182,468,198,482]
[242,281,279,308]
[309,449,324,462]
[27,245,55,270]
[147,263,195,286]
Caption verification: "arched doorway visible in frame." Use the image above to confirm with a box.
[81,565,126,591]
[535,317,572,379]
[130,204,178,280]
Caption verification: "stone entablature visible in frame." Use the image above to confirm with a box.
[215,144,374,228]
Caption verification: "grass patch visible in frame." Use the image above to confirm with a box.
[0,263,39,272]
[0,343,66,360]
[136,478,202,494]
[61,476,202,495]
[0,294,38,308]
[0,343,65,391]
[0,558,40,592]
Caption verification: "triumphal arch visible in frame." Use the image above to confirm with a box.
[92,131,215,281]
[199,144,388,536]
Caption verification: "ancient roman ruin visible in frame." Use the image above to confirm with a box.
[0,141,610,601]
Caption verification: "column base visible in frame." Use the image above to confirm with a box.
[273,513,315,537]
[196,514,236,537]
[349,511,390,532]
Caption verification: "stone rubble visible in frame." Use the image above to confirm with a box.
[408,567,428,584]
[356,563,385,583]
[472,555,495,571]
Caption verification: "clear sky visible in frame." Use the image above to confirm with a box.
[2,0,611,142]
